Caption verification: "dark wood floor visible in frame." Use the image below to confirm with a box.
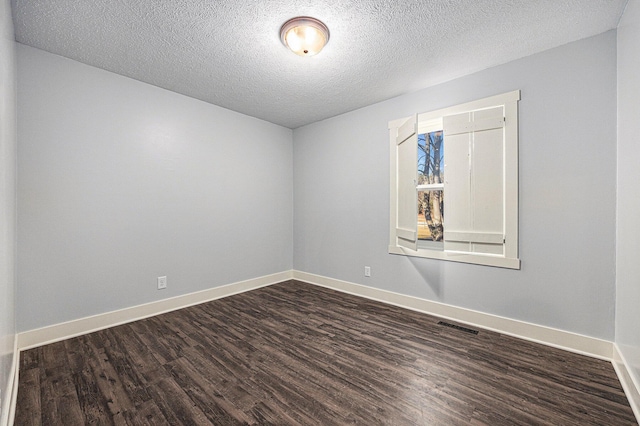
[16,280,637,425]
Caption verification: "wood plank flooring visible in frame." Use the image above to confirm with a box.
[15,280,637,425]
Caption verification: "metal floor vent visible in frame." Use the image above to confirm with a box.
[437,321,479,335]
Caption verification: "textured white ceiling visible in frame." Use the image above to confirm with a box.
[12,0,627,129]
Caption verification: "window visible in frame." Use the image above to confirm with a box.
[417,121,445,251]
[389,91,520,269]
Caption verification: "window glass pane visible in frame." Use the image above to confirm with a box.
[418,190,444,242]
[418,130,444,245]
[418,131,444,185]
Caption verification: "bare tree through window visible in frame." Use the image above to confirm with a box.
[418,131,444,241]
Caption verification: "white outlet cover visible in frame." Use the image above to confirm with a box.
[157,276,167,289]
[364,266,371,277]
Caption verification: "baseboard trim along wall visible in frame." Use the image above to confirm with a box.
[613,344,640,424]
[0,338,19,426]
[19,269,615,360]
[17,270,294,351]
[293,270,614,361]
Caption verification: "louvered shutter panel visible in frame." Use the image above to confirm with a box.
[443,106,505,255]
[396,115,418,251]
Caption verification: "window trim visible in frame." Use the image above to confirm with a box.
[389,90,520,269]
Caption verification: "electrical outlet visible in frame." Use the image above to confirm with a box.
[157,276,167,290]
[364,266,371,277]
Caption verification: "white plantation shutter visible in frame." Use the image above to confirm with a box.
[396,115,418,251]
[443,106,505,255]
[389,91,519,269]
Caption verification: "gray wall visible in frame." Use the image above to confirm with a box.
[293,31,617,340]
[17,44,293,332]
[12,21,625,346]
[616,0,640,397]
[0,0,16,419]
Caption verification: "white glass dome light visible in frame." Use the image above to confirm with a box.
[280,17,330,56]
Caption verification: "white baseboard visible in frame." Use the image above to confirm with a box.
[293,270,614,361]
[613,344,640,424]
[18,270,293,350]
[0,337,19,426]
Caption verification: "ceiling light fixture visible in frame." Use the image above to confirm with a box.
[280,16,330,57]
